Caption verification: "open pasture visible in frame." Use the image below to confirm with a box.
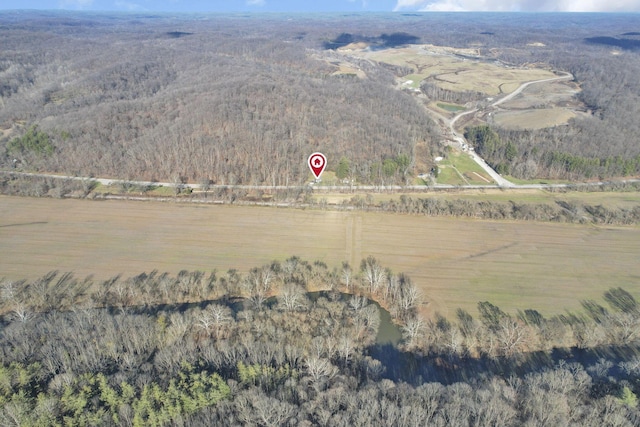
[1,196,639,318]
[499,79,581,110]
[492,107,577,130]
[359,45,556,95]
[437,151,495,185]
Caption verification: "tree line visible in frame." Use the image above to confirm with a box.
[374,193,640,225]
[466,125,640,180]
[0,12,438,187]
[4,172,640,226]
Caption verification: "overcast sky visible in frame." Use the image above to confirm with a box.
[1,0,639,12]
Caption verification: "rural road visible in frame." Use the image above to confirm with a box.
[491,71,574,108]
[468,150,514,187]
[0,71,614,195]
[446,108,515,187]
[447,108,517,187]
[2,170,638,193]
[443,71,575,188]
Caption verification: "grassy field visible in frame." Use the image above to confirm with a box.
[500,79,580,110]
[315,187,640,209]
[492,107,577,130]
[1,196,639,319]
[437,102,466,112]
[437,151,494,185]
[359,45,556,96]
[403,74,424,88]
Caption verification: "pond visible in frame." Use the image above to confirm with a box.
[371,298,403,346]
[134,290,403,348]
[437,102,466,112]
[306,291,402,346]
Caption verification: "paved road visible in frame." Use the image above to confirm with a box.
[3,170,639,193]
[445,108,519,186]
[492,71,573,107]
[442,71,575,188]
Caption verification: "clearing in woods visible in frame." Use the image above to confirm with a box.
[350,44,557,95]
[335,43,582,132]
[1,196,639,318]
[491,108,577,130]
[489,79,582,129]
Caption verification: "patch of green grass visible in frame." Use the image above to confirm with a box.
[437,152,494,185]
[437,102,466,112]
[311,171,340,186]
[437,165,467,185]
[403,74,425,88]
[448,152,481,171]
[148,186,177,196]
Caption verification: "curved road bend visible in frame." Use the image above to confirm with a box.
[444,71,574,187]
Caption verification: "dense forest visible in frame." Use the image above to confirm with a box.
[466,125,640,180]
[1,258,639,425]
[0,12,438,186]
[2,12,640,183]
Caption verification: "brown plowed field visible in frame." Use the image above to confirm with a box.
[1,196,638,317]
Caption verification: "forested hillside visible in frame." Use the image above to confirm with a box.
[1,259,639,425]
[2,12,640,184]
[0,12,437,185]
[328,13,640,181]
[430,14,640,180]
[489,18,640,180]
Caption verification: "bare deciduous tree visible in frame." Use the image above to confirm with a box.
[361,256,386,295]
[278,282,308,311]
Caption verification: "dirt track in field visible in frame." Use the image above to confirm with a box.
[1,196,639,317]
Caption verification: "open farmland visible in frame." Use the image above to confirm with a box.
[314,185,640,209]
[1,196,639,318]
[491,107,577,130]
[489,78,582,129]
[436,151,494,185]
[353,44,557,95]
[497,78,581,110]
[336,42,584,141]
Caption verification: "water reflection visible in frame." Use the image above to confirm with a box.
[306,291,402,345]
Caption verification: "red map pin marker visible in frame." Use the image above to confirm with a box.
[308,152,327,180]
